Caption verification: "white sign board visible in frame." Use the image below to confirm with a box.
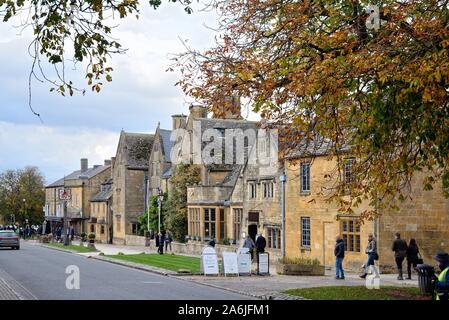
[200,246,219,275]
[258,253,269,275]
[238,252,251,275]
[222,252,239,276]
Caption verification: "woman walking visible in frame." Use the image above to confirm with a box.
[406,238,420,280]
[360,233,378,279]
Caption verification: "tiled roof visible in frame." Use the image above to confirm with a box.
[162,167,173,179]
[159,129,173,162]
[122,132,154,169]
[46,165,110,188]
[91,180,113,202]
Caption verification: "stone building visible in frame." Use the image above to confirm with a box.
[184,99,283,247]
[230,127,283,257]
[44,158,111,235]
[148,117,184,196]
[284,146,449,271]
[89,178,113,243]
[111,130,154,244]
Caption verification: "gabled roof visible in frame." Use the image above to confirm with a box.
[162,167,173,179]
[91,179,113,202]
[159,129,173,162]
[120,131,154,169]
[46,165,110,188]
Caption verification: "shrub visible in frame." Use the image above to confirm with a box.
[279,257,321,266]
[222,238,230,246]
[88,232,95,240]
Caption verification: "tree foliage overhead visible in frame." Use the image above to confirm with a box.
[0,167,45,225]
[174,0,449,217]
[0,0,195,98]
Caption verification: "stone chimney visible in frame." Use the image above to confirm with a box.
[189,104,207,119]
[104,159,112,166]
[172,114,187,130]
[80,158,88,172]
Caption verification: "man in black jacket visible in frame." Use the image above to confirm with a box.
[392,232,408,280]
[255,233,267,254]
[334,235,345,280]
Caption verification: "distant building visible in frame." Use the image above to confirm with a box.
[148,119,181,196]
[89,178,113,243]
[44,158,111,235]
[111,130,154,244]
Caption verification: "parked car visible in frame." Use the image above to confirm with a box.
[0,230,20,250]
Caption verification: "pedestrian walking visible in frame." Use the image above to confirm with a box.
[360,233,378,279]
[208,238,216,248]
[56,227,62,242]
[255,233,266,254]
[392,232,408,280]
[405,238,420,280]
[334,235,345,280]
[243,235,256,260]
[157,232,165,255]
[165,230,173,252]
[70,227,75,241]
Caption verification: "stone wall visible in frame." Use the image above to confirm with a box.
[125,234,147,246]
[378,171,449,270]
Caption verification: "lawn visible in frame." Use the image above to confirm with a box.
[47,242,97,253]
[107,253,201,274]
[283,286,429,300]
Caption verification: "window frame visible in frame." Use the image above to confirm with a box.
[300,217,311,248]
[340,218,361,253]
[300,162,311,193]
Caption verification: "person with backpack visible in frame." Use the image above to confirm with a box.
[392,232,408,280]
[406,238,420,280]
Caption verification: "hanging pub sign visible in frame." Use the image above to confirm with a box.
[222,251,239,276]
[200,246,219,276]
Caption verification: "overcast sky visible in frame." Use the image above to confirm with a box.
[0,2,258,184]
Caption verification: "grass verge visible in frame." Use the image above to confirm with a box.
[107,253,201,274]
[283,286,428,300]
[47,242,97,253]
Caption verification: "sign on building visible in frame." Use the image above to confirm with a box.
[222,251,239,276]
[237,248,252,275]
[200,246,219,276]
[58,188,72,201]
[257,253,270,275]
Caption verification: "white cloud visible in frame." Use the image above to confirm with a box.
[0,121,119,184]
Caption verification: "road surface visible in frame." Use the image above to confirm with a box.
[0,241,252,300]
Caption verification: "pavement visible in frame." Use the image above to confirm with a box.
[35,240,419,300]
[0,241,254,300]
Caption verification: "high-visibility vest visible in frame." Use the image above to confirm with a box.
[436,267,449,301]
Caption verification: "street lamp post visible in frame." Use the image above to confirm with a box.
[22,199,27,239]
[280,173,287,259]
[157,188,163,234]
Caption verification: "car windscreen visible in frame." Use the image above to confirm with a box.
[0,232,17,237]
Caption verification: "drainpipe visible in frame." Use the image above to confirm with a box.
[280,173,287,259]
